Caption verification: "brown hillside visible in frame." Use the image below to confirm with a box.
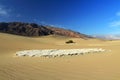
[0,22,93,38]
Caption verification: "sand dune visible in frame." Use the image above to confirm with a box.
[0,33,120,80]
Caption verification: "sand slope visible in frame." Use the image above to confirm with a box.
[0,33,120,80]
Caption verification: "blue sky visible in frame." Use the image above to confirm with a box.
[0,0,120,35]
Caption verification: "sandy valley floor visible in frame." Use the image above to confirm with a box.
[0,33,120,80]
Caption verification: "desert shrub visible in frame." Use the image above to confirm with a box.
[65,40,74,44]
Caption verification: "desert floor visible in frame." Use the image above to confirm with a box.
[0,33,120,80]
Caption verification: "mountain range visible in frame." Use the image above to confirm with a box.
[0,22,92,39]
[93,34,120,40]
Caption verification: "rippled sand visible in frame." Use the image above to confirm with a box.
[0,33,120,80]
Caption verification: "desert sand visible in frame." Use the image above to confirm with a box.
[0,33,120,80]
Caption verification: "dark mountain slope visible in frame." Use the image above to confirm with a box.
[0,22,93,38]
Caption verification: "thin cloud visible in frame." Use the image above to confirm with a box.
[110,21,120,27]
[33,19,47,25]
[0,8,7,15]
[109,12,120,27]
[16,14,22,17]
[32,19,68,29]
[0,5,8,16]
[116,12,120,16]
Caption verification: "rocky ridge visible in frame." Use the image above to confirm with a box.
[0,22,92,38]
